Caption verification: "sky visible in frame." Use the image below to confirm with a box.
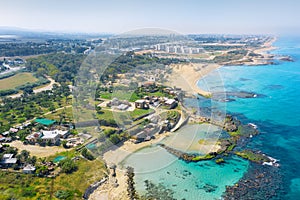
[1,0,300,35]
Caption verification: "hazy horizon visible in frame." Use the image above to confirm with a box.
[1,0,300,35]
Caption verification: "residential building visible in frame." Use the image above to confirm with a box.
[26,129,69,144]
[40,131,60,144]
[135,100,149,109]
[164,99,178,109]
[1,154,17,167]
[23,164,36,174]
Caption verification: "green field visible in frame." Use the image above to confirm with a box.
[0,150,107,200]
[0,72,38,90]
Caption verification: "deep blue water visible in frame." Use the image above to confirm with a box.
[197,36,300,199]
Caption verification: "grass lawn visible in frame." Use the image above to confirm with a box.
[97,108,154,125]
[0,72,38,90]
[100,91,140,102]
[44,106,73,121]
[130,108,154,119]
[99,92,112,99]
[97,109,114,121]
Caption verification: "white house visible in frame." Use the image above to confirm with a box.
[164,99,177,109]
[1,154,17,167]
[26,129,69,144]
[40,131,60,144]
[23,164,36,174]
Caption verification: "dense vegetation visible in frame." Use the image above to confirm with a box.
[0,83,71,132]
[0,38,98,57]
[26,53,86,83]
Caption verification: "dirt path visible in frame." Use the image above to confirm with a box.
[5,140,69,158]
[8,76,58,99]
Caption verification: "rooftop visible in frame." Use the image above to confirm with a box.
[41,130,61,139]
[1,154,17,164]
[135,99,146,103]
[3,154,13,159]
[165,99,176,105]
[23,164,36,171]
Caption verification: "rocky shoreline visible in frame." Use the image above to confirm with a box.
[223,163,284,200]
[159,114,278,168]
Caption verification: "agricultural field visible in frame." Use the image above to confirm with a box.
[0,72,38,90]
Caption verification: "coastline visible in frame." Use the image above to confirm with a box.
[167,36,277,97]
[89,36,279,199]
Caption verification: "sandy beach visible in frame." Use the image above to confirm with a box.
[103,132,170,166]
[254,37,277,54]
[89,168,128,200]
[166,63,220,97]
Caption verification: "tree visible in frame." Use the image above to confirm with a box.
[96,106,102,113]
[61,140,68,148]
[36,165,48,176]
[19,150,30,162]
[49,104,55,112]
[23,87,33,95]
[81,148,95,160]
[109,134,121,145]
[28,156,37,165]
[59,158,78,174]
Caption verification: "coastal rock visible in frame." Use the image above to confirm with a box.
[223,163,283,200]
[279,56,293,62]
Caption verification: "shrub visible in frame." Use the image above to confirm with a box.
[55,190,73,200]
[81,148,95,160]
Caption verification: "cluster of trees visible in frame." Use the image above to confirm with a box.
[212,51,246,63]
[26,53,86,83]
[0,71,50,97]
[102,128,128,145]
[0,42,63,57]
[0,39,94,57]
[0,84,71,133]
[101,52,183,82]
[0,89,19,97]
[97,130,129,154]
[0,71,16,80]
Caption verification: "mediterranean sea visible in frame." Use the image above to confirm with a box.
[122,36,300,199]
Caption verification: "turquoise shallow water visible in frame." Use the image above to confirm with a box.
[122,36,300,199]
[122,144,249,200]
[162,124,224,154]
